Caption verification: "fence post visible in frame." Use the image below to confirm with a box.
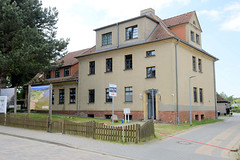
[136,124,140,143]
[92,121,96,139]
[4,114,7,126]
[62,118,65,134]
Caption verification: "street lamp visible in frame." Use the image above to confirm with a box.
[189,76,196,126]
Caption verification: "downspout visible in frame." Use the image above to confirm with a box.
[117,23,119,48]
[175,39,180,125]
[213,62,217,119]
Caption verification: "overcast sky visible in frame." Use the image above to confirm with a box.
[42,0,240,98]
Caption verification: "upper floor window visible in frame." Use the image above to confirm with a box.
[64,67,69,77]
[105,88,112,103]
[106,58,112,72]
[193,87,197,102]
[125,54,132,70]
[69,88,76,104]
[89,61,95,75]
[55,69,60,78]
[102,32,112,46]
[191,31,195,42]
[59,89,64,104]
[89,89,95,103]
[46,71,51,79]
[126,25,138,40]
[125,87,133,102]
[146,66,156,78]
[199,88,203,103]
[196,34,200,44]
[192,56,196,71]
[198,58,202,72]
[146,50,155,57]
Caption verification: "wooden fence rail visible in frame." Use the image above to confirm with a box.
[0,114,154,143]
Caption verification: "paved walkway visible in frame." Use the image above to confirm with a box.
[0,114,240,160]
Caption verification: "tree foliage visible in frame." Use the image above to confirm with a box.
[0,0,69,88]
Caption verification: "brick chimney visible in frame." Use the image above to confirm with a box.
[140,8,155,16]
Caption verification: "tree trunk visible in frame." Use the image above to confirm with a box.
[0,74,7,89]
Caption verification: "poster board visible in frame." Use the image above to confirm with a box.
[30,85,50,110]
[0,88,16,109]
[0,96,7,114]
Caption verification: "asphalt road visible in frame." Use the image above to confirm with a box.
[0,113,240,160]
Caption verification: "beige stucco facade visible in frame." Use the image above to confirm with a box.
[77,38,216,122]
[52,81,78,111]
[76,9,218,123]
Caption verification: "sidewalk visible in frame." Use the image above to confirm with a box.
[0,125,134,159]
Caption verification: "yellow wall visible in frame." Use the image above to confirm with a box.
[95,17,157,51]
[78,38,216,119]
[52,82,78,111]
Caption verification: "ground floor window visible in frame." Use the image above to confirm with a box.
[69,88,76,104]
[59,89,64,104]
[105,88,112,102]
[125,87,132,102]
[89,89,95,103]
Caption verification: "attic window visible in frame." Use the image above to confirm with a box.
[126,25,138,40]
[193,21,196,25]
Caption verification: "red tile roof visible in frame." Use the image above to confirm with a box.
[58,48,90,67]
[163,11,195,27]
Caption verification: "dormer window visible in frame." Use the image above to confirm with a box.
[64,67,69,77]
[191,31,195,42]
[193,21,196,25]
[126,25,138,40]
[46,71,51,79]
[55,69,60,78]
[102,32,112,46]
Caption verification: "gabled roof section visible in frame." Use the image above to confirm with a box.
[163,11,202,31]
[58,48,90,67]
[163,11,195,27]
[217,93,230,103]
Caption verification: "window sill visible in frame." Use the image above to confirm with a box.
[105,102,112,104]
[69,103,75,104]
[123,68,133,71]
[59,103,64,105]
[101,43,112,47]
[125,37,138,41]
[145,55,156,58]
[199,71,203,73]
[104,71,113,73]
[193,69,197,72]
[145,77,156,79]
[88,102,95,104]
[88,73,95,76]
[124,101,133,103]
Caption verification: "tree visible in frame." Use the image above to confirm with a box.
[0,0,69,88]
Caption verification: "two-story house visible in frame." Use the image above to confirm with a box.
[27,48,89,114]
[75,8,218,123]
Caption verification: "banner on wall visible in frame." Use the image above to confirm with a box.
[30,85,50,110]
[0,88,16,109]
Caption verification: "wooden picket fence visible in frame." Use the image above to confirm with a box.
[0,114,154,143]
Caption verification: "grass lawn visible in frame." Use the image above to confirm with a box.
[11,113,125,126]
[155,118,224,140]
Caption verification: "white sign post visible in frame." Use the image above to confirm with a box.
[124,108,130,123]
[109,83,117,127]
[0,96,7,114]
